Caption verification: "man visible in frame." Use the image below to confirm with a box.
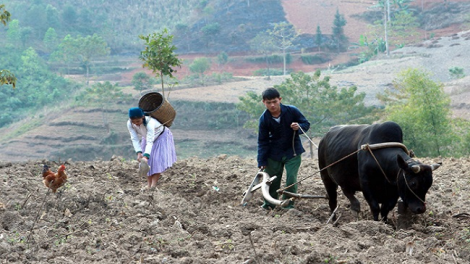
[257,87,310,210]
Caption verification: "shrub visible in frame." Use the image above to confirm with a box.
[300,53,331,65]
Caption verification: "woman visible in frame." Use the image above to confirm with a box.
[127,107,177,189]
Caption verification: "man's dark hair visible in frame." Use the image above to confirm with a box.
[262,88,280,100]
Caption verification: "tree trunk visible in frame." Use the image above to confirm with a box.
[265,55,271,80]
[283,48,287,75]
[160,71,165,98]
[384,4,390,57]
[86,65,90,86]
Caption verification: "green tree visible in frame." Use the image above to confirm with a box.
[139,28,182,98]
[45,4,60,30]
[389,10,419,47]
[23,2,47,37]
[132,72,154,95]
[315,25,323,51]
[249,31,276,79]
[237,70,377,136]
[378,68,454,157]
[53,34,110,84]
[6,19,21,48]
[50,34,77,74]
[217,51,229,67]
[19,26,33,49]
[43,27,59,53]
[268,22,299,75]
[74,34,110,85]
[332,9,347,52]
[62,4,78,26]
[189,57,211,85]
[76,81,132,132]
[364,1,419,60]
[0,4,16,88]
[201,22,221,47]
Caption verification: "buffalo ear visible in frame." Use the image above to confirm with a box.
[397,154,408,170]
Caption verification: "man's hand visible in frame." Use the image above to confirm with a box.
[291,122,300,131]
[137,152,143,162]
[259,166,266,170]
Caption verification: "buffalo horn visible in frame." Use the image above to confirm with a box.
[411,165,421,173]
[431,162,442,171]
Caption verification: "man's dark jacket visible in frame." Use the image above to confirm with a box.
[257,103,310,168]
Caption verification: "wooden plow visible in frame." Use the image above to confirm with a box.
[241,171,326,207]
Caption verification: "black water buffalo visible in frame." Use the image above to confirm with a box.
[318,121,441,221]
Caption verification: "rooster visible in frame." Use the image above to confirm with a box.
[42,164,68,193]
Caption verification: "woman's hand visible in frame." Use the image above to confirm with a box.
[137,152,143,162]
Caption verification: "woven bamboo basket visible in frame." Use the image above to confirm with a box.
[138,92,176,127]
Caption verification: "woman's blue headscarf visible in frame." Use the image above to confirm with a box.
[128,107,144,118]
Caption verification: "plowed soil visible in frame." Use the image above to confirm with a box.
[0,155,469,263]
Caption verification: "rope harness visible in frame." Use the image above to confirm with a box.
[278,139,425,203]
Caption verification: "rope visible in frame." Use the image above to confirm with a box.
[362,144,391,184]
[292,130,297,157]
[297,125,319,149]
[401,170,426,204]
[278,148,361,193]
[363,143,426,204]
[278,141,421,204]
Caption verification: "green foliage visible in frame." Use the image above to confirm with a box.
[253,68,286,76]
[332,9,348,52]
[6,19,21,48]
[0,11,17,88]
[51,33,110,83]
[3,0,201,54]
[300,54,331,65]
[139,28,182,97]
[0,8,16,88]
[210,72,233,84]
[315,25,323,51]
[217,51,228,66]
[76,81,132,107]
[0,4,11,26]
[43,27,59,53]
[268,22,299,75]
[0,47,79,127]
[378,68,462,157]
[75,81,132,130]
[236,91,266,130]
[354,35,386,63]
[450,118,470,157]
[173,100,250,130]
[132,72,154,94]
[360,4,419,62]
[245,54,292,64]
[389,10,419,46]
[189,57,211,85]
[201,22,220,36]
[237,70,377,135]
[249,31,277,78]
[449,67,465,79]
[0,69,16,88]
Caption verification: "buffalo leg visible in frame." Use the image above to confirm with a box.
[321,173,338,215]
[380,199,397,222]
[362,189,380,221]
[340,187,361,216]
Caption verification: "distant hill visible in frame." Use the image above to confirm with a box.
[3,0,470,56]
[2,0,470,162]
